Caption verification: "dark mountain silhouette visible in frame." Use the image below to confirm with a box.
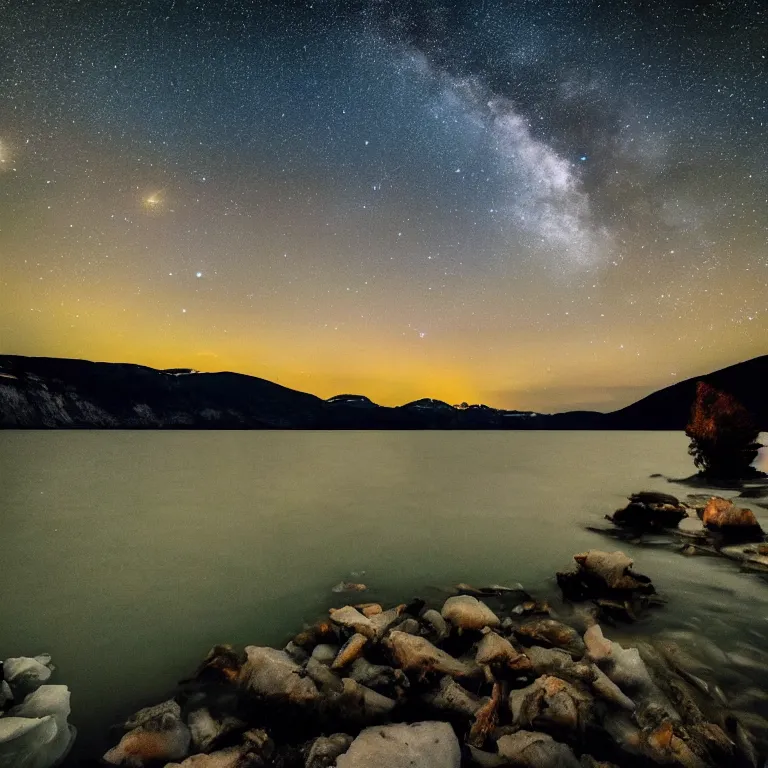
[0,353,765,430]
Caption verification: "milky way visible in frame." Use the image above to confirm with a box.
[1,0,766,410]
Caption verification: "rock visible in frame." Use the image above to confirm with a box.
[328,607,376,639]
[509,675,593,736]
[512,600,552,617]
[421,609,448,641]
[514,619,586,659]
[332,582,367,593]
[0,680,12,707]
[0,716,63,768]
[103,717,191,765]
[466,745,506,766]
[292,621,338,651]
[2,657,53,697]
[2,684,75,768]
[187,708,243,753]
[331,634,368,670]
[304,733,353,767]
[591,665,635,711]
[496,730,581,767]
[284,641,310,664]
[335,678,396,720]
[420,675,485,717]
[524,646,592,682]
[192,645,242,684]
[610,493,688,530]
[441,596,500,631]
[310,644,338,666]
[394,617,421,635]
[475,632,522,667]
[583,625,613,663]
[369,605,406,639]
[357,603,382,617]
[238,646,320,704]
[335,721,460,768]
[165,745,245,768]
[557,551,657,621]
[468,681,503,748]
[347,658,402,691]
[702,497,764,541]
[387,631,473,679]
[641,719,704,767]
[123,699,181,730]
[572,550,654,592]
[305,657,344,694]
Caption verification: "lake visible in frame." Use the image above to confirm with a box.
[1,430,767,762]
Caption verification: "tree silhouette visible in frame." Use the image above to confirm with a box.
[685,381,762,481]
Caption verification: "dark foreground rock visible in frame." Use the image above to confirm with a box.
[80,555,768,768]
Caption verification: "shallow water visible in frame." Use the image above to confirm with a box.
[1,430,767,761]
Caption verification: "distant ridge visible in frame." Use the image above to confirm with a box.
[0,354,766,430]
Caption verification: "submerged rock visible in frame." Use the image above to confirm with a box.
[331,582,367,594]
[441,596,500,631]
[335,721,461,768]
[496,730,581,768]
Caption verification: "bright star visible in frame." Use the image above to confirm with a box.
[195,271,202,278]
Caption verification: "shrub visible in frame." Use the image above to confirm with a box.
[685,381,762,480]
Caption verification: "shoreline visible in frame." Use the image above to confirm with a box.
[5,547,767,767]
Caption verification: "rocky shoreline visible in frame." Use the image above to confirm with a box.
[5,544,768,767]
[591,490,768,576]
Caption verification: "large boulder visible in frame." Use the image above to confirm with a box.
[701,497,764,541]
[496,730,581,767]
[441,596,500,631]
[238,647,320,704]
[335,721,461,768]
[610,492,688,531]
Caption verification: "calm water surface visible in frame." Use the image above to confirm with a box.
[1,431,767,760]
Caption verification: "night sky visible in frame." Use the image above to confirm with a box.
[1,0,766,411]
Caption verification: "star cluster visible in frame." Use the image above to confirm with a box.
[1,0,765,410]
